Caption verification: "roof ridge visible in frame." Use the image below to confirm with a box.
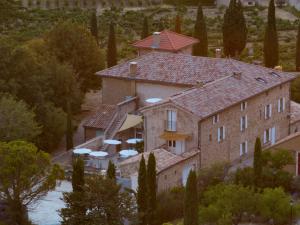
[164,29,199,42]
[164,30,176,50]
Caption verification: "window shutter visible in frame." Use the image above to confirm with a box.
[278,99,280,112]
[240,103,243,111]
[246,141,248,153]
[217,114,219,122]
[283,98,285,111]
[240,144,242,156]
[264,106,267,119]
[223,126,226,139]
[245,102,247,109]
[245,115,248,129]
[263,131,266,144]
[270,104,272,117]
[240,117,243,131]
[217,128,220,142]
[269,128,272,141]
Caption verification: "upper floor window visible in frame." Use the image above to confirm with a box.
[217,126,226,142]
[240,115,248,131]
[240,141,248,156]
[278,97,285,113]
[167,110,177,131]
[263,128,271,144]
[212,114,219,124]
[241,101,247,111]
[264,104,272,119]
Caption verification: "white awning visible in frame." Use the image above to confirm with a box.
[119,114,143,132]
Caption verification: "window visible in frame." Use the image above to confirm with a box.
[264,104,272,119]
[255,77,267,84]
[213,114,219,124]
[217,126,226,142]
[240,141,248,156]
[264,128,271,144]
[241,101,247,111]
[278,98,285,113]
[240,115,248,131]
[167,110,177,131]
[168,140,176,148]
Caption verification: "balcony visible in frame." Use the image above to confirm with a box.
[165,120,177,132]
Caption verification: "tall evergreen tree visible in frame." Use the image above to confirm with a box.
[66,101,73,151]
[107,23,117,68]
[222,0,247,57]
[296,23,300,71]
[141,17,149,39]
[253,137,262,188]
[72,158,85,192]
[193,4,208,56]
[147,153,157,225]
[107,160,116,180]
[175,15,182,34]
[264,0,278,68]
[184,170,198,225]
[137,155,147,225]
[90,11,98,45]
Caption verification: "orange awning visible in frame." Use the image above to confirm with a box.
[160,131,190,140]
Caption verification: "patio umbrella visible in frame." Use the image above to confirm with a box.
[73,148,92,155]
[146,98,162,103]
[89,151,108,157]
[126,138,143,144]
[119,149,138,158]
[103,139,122,145]
[89,151,108,169]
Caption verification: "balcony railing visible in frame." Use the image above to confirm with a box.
[165,120,177,132]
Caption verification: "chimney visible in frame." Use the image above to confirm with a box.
[233,71,242,79]
[152,32,161,49]
[215,48,222,58]
[274,65,283,71]
[196,81,204,88]
[129,62,137,77]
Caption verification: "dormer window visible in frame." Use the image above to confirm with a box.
[255,77,267,84]
[241,101,247,111]
[212,114,219,124]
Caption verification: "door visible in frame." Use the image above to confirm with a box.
[271,127,276,145]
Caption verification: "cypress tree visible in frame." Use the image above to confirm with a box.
[184,170,198,225]
[72,158,85,192]
[66,101,73,151]
[264,0,278,68]
[137,155,147,225]
[192,4,208,56]
[253,137,262,188]
[141,17,149,39]
[147,153,157,225]
[296,23,300,71]
[107,160,116,180]
[222,0,247,57]
[107,23,117,68]
[175,15,182,34]
[90,11,98,45]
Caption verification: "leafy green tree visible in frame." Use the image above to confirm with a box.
[46,21,105,92]
[0,0,22,31]
[264,0,278,68]
[107,160,116,180]
[222,0,247,57]
[141,17,149,39]
[90,11,99,45]
[296,23,300,71]
[193,4,208,56]
[0,141,63,225]
[291,76,300,103]
[199,184,257,225]
[234,167,255,187]
[253,137,262,188]
[174,15,182,33]
[107,23,118,68]
[184,170,198,225]
[137,155,147,225]
[0,94,41,142]
[147,153,157,225]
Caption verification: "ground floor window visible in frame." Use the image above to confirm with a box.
[168,140,176,148]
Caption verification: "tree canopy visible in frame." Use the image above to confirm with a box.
[193,4,208,56]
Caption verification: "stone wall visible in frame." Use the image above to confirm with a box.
[199,82,291,168]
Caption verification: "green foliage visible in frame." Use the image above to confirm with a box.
[234,167,255,187]
[222,0,247,57]
[193,4,208,56]
[147,153,157,225]
[253,137,262,187]
[296,23,300,71]
[137,155,147,225]
[142,17,150,39]
[72,158,85,192]
[199,184,257,225]
[184,170,198,225]
[175,15,182,33]
[107,23,118,68]
[107,160,116,180]
[90,11,99,45]
[46,21,105,92]
[0,94,41,142]
[291,76,300,103]
[0,140,63,225]
[264,0,278,68]
[157,187,185,224]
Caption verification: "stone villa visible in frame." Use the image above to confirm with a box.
[79,31,300,192]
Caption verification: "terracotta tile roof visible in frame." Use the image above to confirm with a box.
[169,67,296,119]
[132,30,199,52]
[118,148,199,174]
[83,104,117,129]
[97,52,294,87]
[290,101,300,124]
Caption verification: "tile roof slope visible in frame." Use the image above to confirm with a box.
[132,30,199,51]
[97,52,251,86]
[83,104,117,129]
[170,62,296,119]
